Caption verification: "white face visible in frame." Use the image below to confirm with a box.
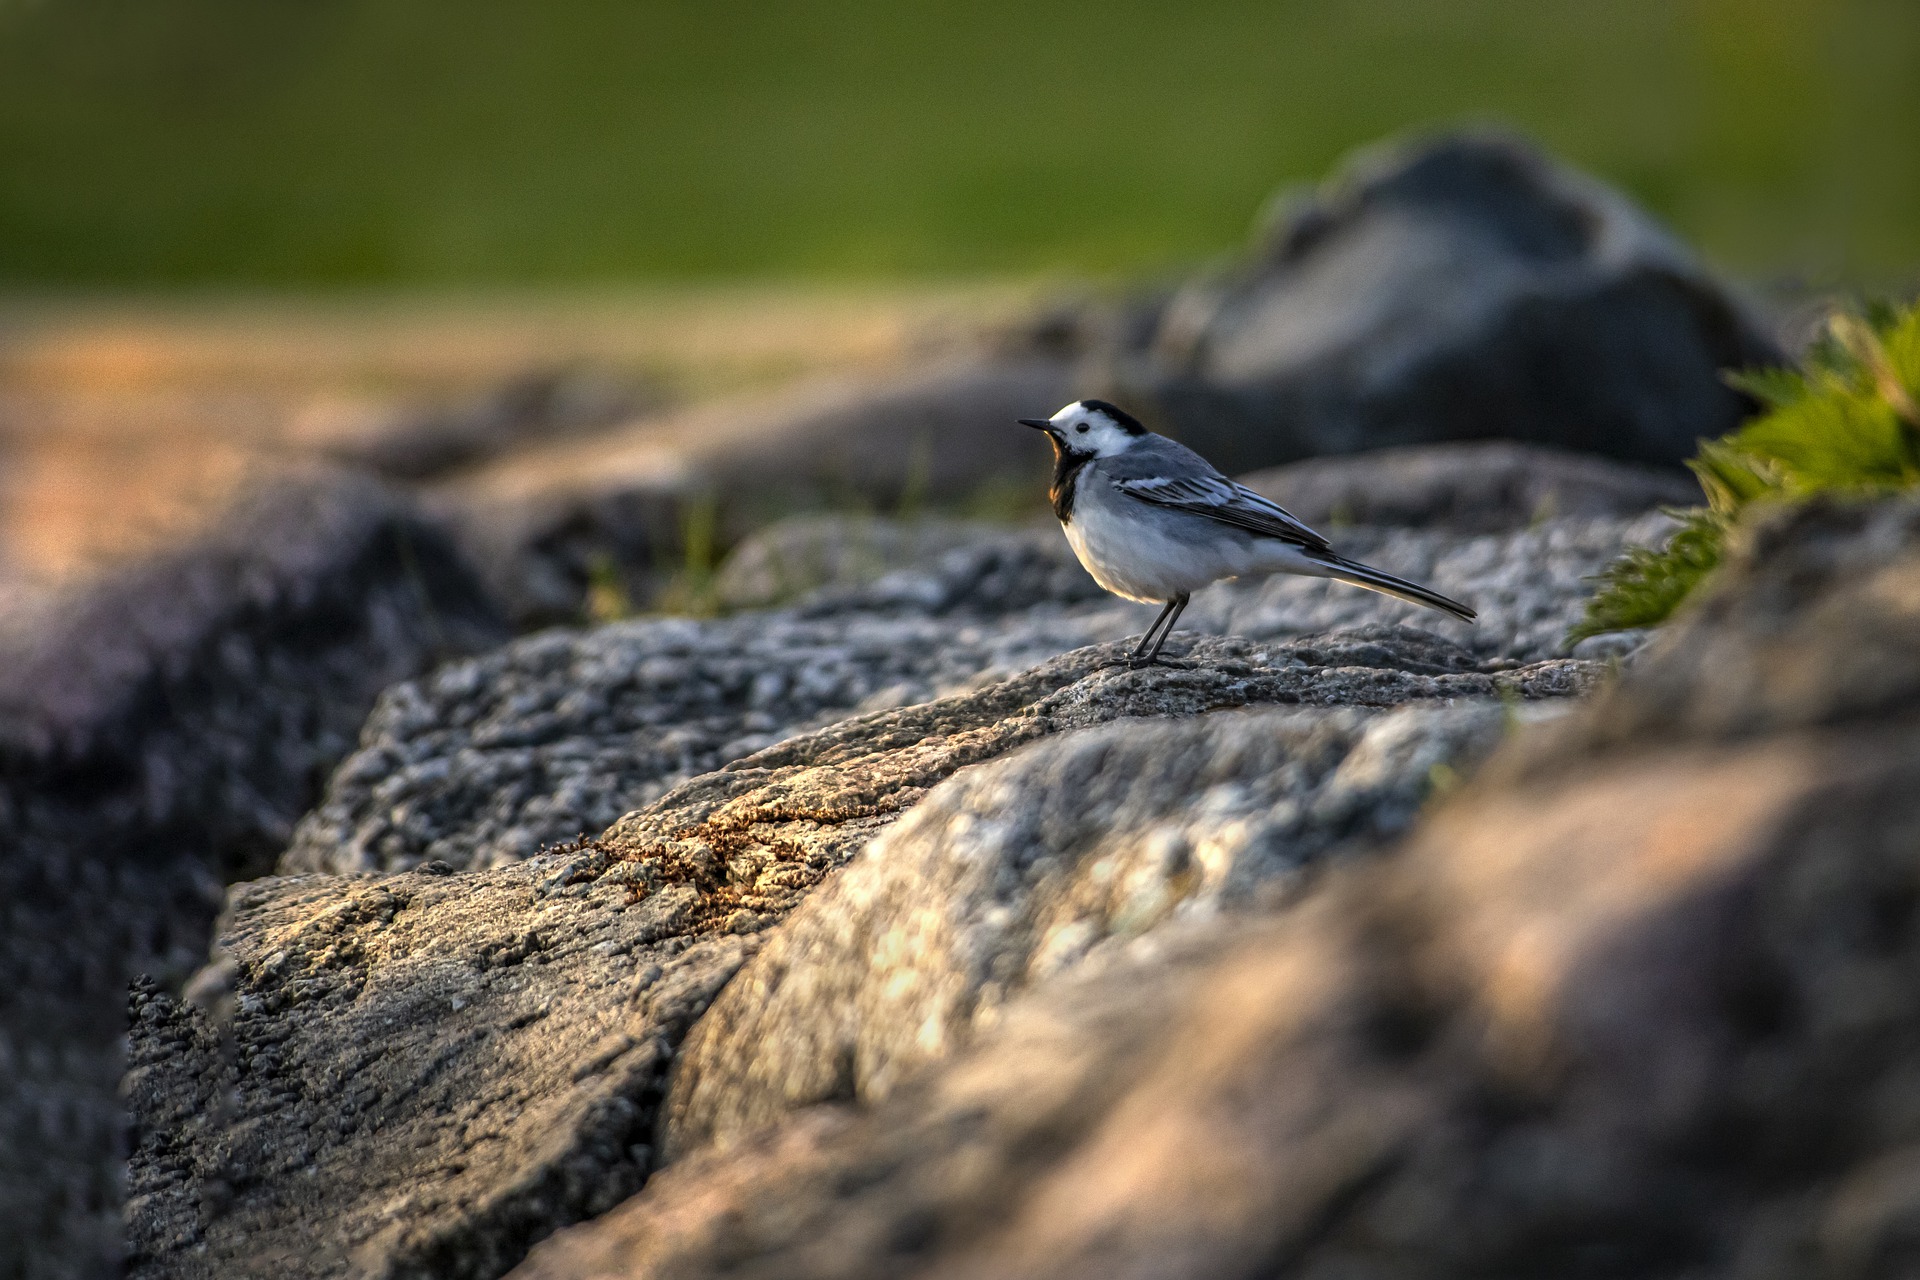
[1046,401,1140,458]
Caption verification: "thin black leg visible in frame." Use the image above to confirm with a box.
[1130,597,1181,661]
[1137,593,1190,665]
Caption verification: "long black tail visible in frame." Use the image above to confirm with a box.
[1315,553,1476,622]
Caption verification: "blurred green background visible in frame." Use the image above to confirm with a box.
[0,0,1915,286]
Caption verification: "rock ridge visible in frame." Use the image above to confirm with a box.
[127,626,1595,1280]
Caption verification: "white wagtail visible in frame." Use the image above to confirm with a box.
[1020,399,1476,666]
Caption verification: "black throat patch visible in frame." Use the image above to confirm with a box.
[1049,438,1091,524]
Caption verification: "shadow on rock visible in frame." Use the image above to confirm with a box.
[1,466,504,1280]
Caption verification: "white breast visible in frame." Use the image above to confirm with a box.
[1062,475,1326,603]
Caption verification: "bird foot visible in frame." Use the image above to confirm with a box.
[1125,655,1195,671]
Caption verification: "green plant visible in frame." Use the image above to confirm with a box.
[1569,300,1920,644]
[582,551,637,624]
[648,491,726,619]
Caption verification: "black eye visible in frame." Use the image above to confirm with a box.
[1076,423,1088,433]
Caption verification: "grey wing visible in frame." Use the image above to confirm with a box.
[1112,471,1330,550]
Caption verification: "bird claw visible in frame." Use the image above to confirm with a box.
[1125,655,1195,671]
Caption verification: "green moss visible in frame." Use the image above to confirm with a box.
[1571,299,1920,643]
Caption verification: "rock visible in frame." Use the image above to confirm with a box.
[507,497,1920,1280]
[125,864,757,1280]
[1,465,505,882]
[427,359,1074,627]
[1567,627,1652,662]
[1535,497,1920,746]
[710,514,1099,613]
[714,439,1692,611]
[659,701,1517,1160]
[288,370,652,482]
[1238,440,1701,534]
[1168,512,1679,664]
[407,132,1777,625]
[134,629,1596,1279]
[276,608,1100,876]
[584,628,1590,934]
[508,922,1250,1280]
[0,467,503,1280]
[283,510,1668,877]
[1109,132,1781,474]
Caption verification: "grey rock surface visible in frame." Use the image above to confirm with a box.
[1,467,503,1280]
[510,496,1920,1280]
[583,628,1591,934]
[1238,440,1700,533]
[132,628,1596,1280]
[277,609,1096,876]
[1108,131,1780,474]
[661,701,1514,1159]
[1161,512,1677,664]
[283,511,1668,876]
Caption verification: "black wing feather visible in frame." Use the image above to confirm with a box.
[1112,474,1330,551]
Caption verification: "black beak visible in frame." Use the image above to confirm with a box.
[1017,418,1054,432]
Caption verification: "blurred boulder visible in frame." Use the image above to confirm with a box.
[509,498,1920,1280]
[289,369,653,481]
[0,466,502,1280]
[1,465,504,881]
[130,629,1593,1280]
[1239,440,1700,534]
[1107,131,1783,474]
[428,358,1073,627]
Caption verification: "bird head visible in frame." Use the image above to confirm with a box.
[1018,399,1147,460]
